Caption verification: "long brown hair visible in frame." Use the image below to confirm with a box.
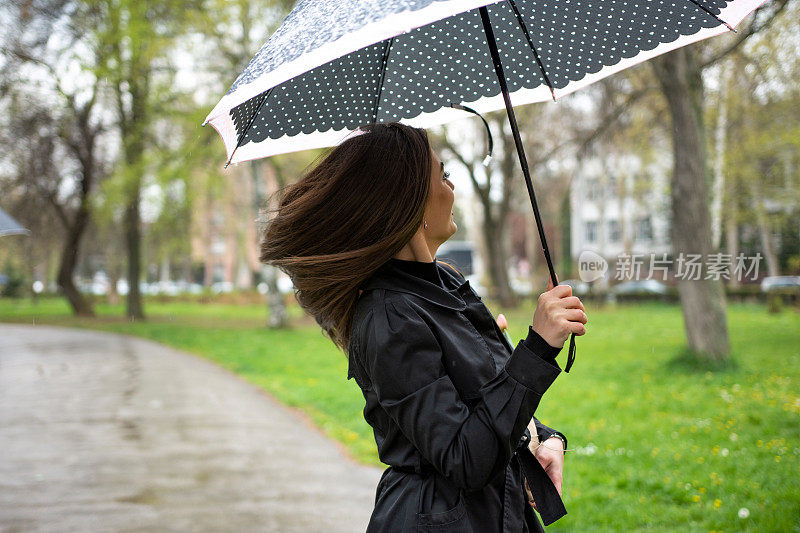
[259,122,435,354]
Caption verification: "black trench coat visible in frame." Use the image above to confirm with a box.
[347,259,568,532]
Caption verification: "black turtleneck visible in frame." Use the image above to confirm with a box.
[388,257,444,287]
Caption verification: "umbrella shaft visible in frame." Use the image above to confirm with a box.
[478,6,557,287]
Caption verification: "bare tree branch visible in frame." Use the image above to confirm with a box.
[438,128,491,206]
[574,87,656,154]
[700,0,790,69]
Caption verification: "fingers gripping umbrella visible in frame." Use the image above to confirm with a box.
[205,0,766,375]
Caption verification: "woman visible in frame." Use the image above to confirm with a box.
[260,122,587,532]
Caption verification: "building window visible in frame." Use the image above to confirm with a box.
[212,263,224,283]
[585,221,598,243]
[607,174,617,194]
[586,178,600,201]
[635,216,653,241]
[608,220,620,242]
[211,236,226,255]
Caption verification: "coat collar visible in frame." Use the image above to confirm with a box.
[358,258,469,311]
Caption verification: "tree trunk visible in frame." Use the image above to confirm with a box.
[711,63,730,250]
[125,192,145,320]
[489,120,519,308]
[482,211,516,307]
[263,264,288,328]
[56,132,97,317]
[121,68,148,321]
[57,204,94,316]
[725,218,740,288]
[652,48,730,361]
[750,182,780,277]
[559,190,572,277]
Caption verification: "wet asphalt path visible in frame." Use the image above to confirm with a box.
[0,324,381,532]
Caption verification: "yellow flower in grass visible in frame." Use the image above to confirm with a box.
[714,499,722,509]
[692,495,700,502]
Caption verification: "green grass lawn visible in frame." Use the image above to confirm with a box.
[1,296,798,532]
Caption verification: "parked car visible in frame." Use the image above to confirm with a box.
[760,276,800,292]
[210,281,234,294]
[116,279,129,295]
[77,279,109,296]
[155,280,180,296]
[610,279,668,295]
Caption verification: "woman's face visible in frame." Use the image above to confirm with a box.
[424,148,457,244]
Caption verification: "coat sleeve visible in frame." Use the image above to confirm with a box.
[361,297,562,491]
[532,417,568,452]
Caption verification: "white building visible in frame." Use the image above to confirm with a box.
[570,148,673,287]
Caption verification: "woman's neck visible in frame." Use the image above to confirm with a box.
[393,231,437,262]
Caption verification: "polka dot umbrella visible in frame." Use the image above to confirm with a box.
[204,0,766,376]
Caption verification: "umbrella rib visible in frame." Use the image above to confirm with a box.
[225,88,274,168]
[372,37,395,124]
[506,0,557,102]
[684,0,737,32]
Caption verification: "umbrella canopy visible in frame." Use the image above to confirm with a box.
[205,0,766,164]
[0,207,29,237]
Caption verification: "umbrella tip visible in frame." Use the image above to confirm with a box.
[549,87,557,102]
[725,21,737,33]
[482,154,492,167]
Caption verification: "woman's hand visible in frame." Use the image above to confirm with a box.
[525,436,565,511]
[532,277,587,349]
